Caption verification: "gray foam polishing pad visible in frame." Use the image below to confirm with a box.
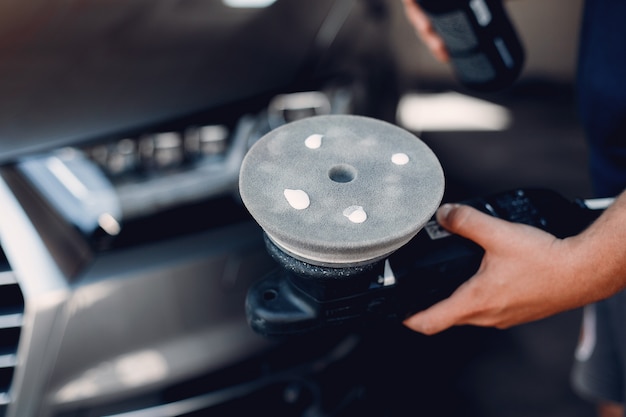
[239,114,445,267]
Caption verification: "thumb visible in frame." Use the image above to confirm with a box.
[403,293,470,335]
[436,203,511,250]
[403,205,506,334]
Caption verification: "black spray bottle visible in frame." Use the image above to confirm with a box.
[416,0,525,92]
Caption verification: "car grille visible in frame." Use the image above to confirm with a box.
[0,249,24,417]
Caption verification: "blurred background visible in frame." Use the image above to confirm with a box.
[389,0,592,200]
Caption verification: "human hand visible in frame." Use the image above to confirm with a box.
[401,0,449,63]
[403,203,601,335]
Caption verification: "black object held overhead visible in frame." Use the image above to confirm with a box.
[416,0,525,92]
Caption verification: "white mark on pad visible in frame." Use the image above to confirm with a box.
[343,205,367,223]
[304,134,323,149]
[391,153,410,165]
[284,189,310,210]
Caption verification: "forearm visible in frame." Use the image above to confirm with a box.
[565,189,626,304]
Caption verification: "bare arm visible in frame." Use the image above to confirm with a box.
[404,190,626,335]
[401,0,449,63]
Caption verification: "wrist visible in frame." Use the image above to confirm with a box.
[561,229,626,307]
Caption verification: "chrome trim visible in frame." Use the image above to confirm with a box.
[583,197,615,211]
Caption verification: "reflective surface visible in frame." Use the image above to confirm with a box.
[0,0,365,162]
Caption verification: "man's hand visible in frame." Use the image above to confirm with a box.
[403,199,626,335]
[401,0,449,63]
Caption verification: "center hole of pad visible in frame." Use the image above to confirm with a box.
[328,164,357,183]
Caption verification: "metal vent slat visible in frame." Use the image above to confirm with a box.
[0,315,22,331]
[0,273,14,285]
[0,355,16,370]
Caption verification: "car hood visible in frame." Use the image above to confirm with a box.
[0,0,344,163]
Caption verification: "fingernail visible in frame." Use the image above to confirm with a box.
[437,203,455,220]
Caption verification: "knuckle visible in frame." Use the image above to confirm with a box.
[445,204,475,231]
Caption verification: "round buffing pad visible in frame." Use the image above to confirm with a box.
[239,114,445,267]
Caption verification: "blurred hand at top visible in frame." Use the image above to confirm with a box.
[401,0,450,63]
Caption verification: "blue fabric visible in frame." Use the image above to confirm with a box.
[572,1,626,406]
[577,0,626,197]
